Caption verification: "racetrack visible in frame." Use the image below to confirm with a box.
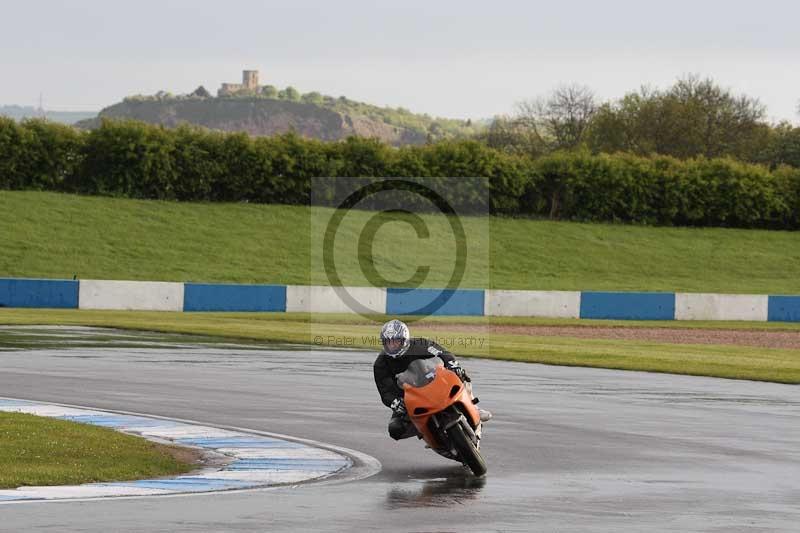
[1,327,799,532]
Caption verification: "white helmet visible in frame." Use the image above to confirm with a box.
[380,319,410,359]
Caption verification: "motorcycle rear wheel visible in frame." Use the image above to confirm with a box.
[448,423,487,476]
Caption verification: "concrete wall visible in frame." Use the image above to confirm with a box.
[386,288,485,316]
[484,290,580,318]
[675,293,768,321]
[184,283,286,312]
[0,279,78,309]
[286,285,386,314]
[79,280,184,311]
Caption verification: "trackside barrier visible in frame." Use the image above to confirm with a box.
[675,293,768,321]
[0,279,78,309]
[79,280,184,311]
[580,292,675,320]
[767,296,800,322]
[184,283,286,312]
[285,285,386,314]
[1,278,798,322]
[484,290,580,318]
[386,288,484,316]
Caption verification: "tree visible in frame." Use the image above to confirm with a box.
[261,85,278,98]
[478,115,548,158]
[281,86,300,102]
[756,123,800,169]
[301,91,324,105]
[515,84,597,152]
[586,76,769,160]
[668,75,767,158]
[190,86,211,98]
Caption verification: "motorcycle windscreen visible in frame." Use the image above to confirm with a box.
[395,358,443,388]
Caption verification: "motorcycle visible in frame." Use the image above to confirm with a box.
[396,358,487,476]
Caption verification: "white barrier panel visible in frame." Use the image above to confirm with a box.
[79,280,184,311]
[675,293,768,321]
[286,285,386,314]
[484,290,581,318]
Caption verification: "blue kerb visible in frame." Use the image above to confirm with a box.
[183,283,287,312]
[230,458,349,465]
[0,399,34,406]
[768,296,800,322]
[580,291,676,320]
[225,458,349,471]
[176,437,304,448]
[57,414,175,428]
[0,495,32,501]
[106,478,253,491]
[386,288,485,316]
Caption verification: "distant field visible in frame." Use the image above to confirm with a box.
[0,106,97,125]
[2,191,800,293]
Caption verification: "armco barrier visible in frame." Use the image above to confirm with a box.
[675,293,768,321]
[768,296,800,322]
[2,278,799,322]
[386,288,484,316]
[484,290,580,318]
[580,291,675,320]
[286,285,386,314]
[184,283,286,312]
[79,280,184,311]
[0,279,78,309]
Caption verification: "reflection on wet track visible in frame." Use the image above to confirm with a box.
[386,472,487,510]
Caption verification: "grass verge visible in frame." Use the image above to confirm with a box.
[0,411,196,489]
[2,191,800,293]
[2,309,799,384]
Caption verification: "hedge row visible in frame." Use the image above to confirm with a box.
[1,117,798,229]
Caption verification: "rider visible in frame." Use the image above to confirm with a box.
[374,319,491,440]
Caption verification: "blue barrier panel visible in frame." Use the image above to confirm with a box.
[768,296,800,322]
[386,288,484,316]
[580,291,675,320]
[0,278,79,309]
[183,283,286,312]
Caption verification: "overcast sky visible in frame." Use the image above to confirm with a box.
[2,0,798,123]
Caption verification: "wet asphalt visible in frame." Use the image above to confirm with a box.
[0,326,799,532]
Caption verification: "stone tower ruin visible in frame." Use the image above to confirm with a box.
[218,70,262,96]
[242,70,259,90]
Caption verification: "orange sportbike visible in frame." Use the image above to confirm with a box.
[396,358,487,476]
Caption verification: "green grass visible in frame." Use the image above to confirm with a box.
[3,309,800,384]
[0,411,195,489]
[2,191,800,293]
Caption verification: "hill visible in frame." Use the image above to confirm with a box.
[76,93,481,146]
[2,191,799,294]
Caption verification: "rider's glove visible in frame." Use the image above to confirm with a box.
[390,397,406,416]
[447,361,471,382]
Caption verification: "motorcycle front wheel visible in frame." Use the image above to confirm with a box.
[448,422,487,476]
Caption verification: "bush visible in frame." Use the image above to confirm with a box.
[1,118,798,229]
[72,119,177,199]
[0,118,83,191]
[523,153,792,228]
